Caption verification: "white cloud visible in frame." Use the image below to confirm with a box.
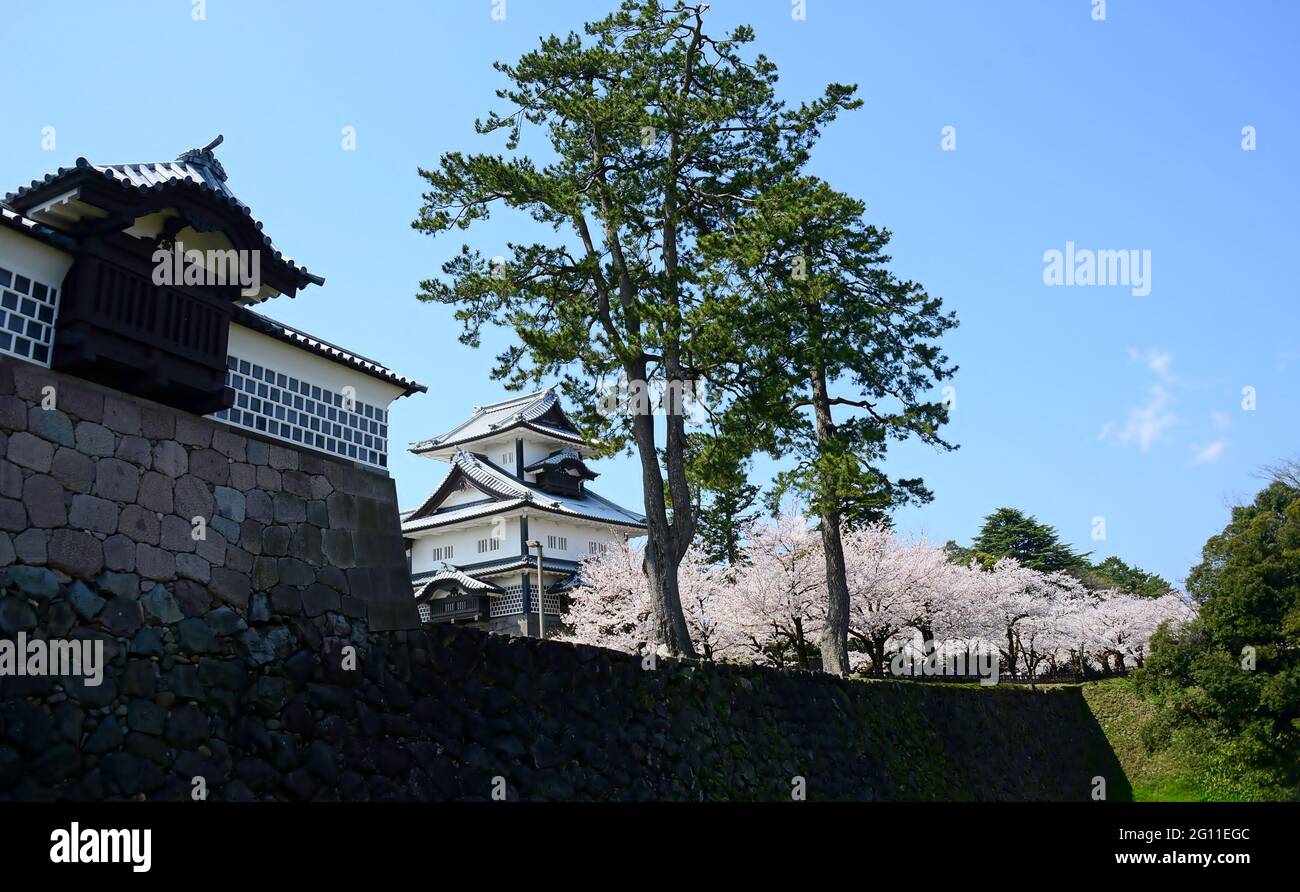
[1211,410,1232,431]
[1100,382,1177,452]
[1190,440,1226,464]
[1127,346,1176,382]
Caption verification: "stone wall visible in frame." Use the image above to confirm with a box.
[0,355,415,632]
[0,354,1129,802]
[1,565,1128,801]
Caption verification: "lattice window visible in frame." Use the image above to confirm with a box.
[209,354,389,469]
[490,585,524,618]
[501,451,514,465]
[0,263,59,366]
[531,590,562,616]
[477,537,500,554]
[547,535,567,551]
[417,603,432,623]
[589,541,608,555]
[431,545,453,561]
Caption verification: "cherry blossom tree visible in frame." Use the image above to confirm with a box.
[562,539,742,660]
[957,558,1082,676]
[561,511,1196,680]
[840,524,923,674]
[560,539,653,653]
[1084,590,1193,671]
[677,547,741,661]
[725,511,826,669]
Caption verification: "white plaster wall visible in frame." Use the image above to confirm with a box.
[523,516,625,561]
[522,436,569,466]
[439,482,498,508]
[410,515,521,574]
[227,322,405,412]
[0,228,73,288]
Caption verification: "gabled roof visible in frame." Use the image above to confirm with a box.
[409,387,586,454]
[523,447,599,479]
[401,450,647,533]
[231,306,426,397]
[4,136,322,296]
[413,564,504,597]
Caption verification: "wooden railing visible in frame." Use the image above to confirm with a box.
[53,250,236,414]
[85,258,227,366]
[426,596,489,624]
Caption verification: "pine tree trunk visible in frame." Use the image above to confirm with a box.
[809,362,850,676]
[817,509,850,675]
[631,399,696,657]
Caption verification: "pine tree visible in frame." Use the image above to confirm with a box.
[969,507,1089,573]
[413,1,857,655]
[698,177,958,674]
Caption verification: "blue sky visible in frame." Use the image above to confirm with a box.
[2,0,1296,586]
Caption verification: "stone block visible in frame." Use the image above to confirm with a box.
[102,394,143,436]
[93,458,140,502]
[68,494,119,535]
[74,421,115,457]
[47,529,104,579]
[27,406,74,446]
[173,475,214,520]
[114,435,152,469]
[209,567,251,608]
[189,448,229,485]
[160,514,197,552]
[152,440,188,478]
[23,474,66,527]
[136,544,176,582]
[50,447,95,494]
[137,472,174,514]
[9,431,54,472]
[118,505,160,545]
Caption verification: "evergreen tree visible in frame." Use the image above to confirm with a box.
[1138,466,1300,796]
[1088,556,1173,598]
[969,507,1089,573]
[412,0,857,654]
[698,176,957,675]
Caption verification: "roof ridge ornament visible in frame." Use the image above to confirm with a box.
[177,134,228,182]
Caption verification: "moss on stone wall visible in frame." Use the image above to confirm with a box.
[2,568,1127,801]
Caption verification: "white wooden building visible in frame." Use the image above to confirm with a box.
[402,388,646,635]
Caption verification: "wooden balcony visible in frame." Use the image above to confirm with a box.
[422,595,489,625]
[53,248,235,415]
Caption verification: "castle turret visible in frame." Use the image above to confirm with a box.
[401,388,645,636]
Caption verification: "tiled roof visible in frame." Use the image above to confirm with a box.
[0,206,74,250]
[410,387,585,453]
[523,447,592,472]
[4,136,322,291]
[546,571,585,594]
[453,555,584,578]
[402,497,528,532]
[413,564,503,596]
[401,450,647,533]
[231,306,426,397]
[413,559,583,596]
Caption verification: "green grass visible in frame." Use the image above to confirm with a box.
[1080,677,1279,801]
